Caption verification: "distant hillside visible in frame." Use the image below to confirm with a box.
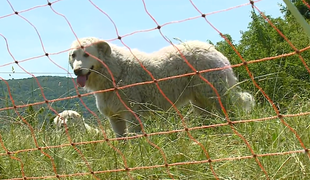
[0,76,98,118]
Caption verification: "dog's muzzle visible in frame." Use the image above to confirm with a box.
[75,66,94,87]
[74,68,83,76]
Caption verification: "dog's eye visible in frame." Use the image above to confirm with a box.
[71,53,76,58]
[83,53,89,58]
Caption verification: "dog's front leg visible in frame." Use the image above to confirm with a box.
[127,117,143,135]
[109,115,127,137]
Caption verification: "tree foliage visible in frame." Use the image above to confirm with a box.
[214,8,310,111]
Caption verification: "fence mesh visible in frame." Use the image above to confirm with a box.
[0,0,309,179]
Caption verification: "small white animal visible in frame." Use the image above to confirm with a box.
[69,37,255,137]
[53,110,99,133]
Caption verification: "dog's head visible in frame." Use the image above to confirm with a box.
[233,92,255,112]
[53,110,82,128]
[69,37,112,87]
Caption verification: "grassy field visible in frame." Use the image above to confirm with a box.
[0,99,309,180]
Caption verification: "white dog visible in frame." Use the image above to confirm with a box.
[53,110,99,133]
[69,37,254,137]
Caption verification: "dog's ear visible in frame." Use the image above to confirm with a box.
[69,60,73,69]
[68,51,74,68]
[96,40,112,56]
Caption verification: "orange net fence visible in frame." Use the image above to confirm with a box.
[0,0,309,179]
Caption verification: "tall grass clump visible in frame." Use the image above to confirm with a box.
[0,93,309,179]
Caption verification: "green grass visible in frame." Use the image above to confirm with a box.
[0,100,309,180]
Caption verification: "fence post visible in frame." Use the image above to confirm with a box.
[282,0,310,38]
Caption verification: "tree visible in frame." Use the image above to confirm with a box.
[214,9,310,110]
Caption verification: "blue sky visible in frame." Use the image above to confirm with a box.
[0,0,284,80]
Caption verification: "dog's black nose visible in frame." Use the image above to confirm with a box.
[74,68,82,76]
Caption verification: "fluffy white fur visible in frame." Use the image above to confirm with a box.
[69,37,255,137]
[53,110,99,133]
